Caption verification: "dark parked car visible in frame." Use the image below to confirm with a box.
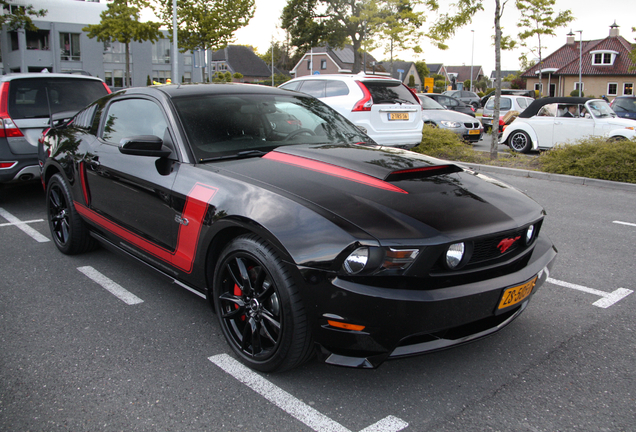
[39,83,557,372]
[423,93,475,117]
[0,73,110,184]
[442,90,481,109]
[609,96,636,121]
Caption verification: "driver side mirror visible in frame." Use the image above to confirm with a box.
[119,135,172,158]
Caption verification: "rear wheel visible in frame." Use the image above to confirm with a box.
[508,130,532,153]
[213,234,314,372]
[46,173,96,254]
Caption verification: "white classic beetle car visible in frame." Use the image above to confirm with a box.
[500,97,636,153]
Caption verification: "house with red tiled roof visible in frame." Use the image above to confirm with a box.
[521,22,635,100]
[444,65,485,90]
[290,45,388,78]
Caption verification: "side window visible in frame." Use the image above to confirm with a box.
[299,80,326,98]
[500,98,512,110]
[101,98,168,144]
[325,81,349,97]
[446,97,458,107]
[279,81,301,92]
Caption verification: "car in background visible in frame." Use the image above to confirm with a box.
[479,89,535,108]
[609,96,636,121]
[39,83,556,372]
[482,95,534,132]
[0,73,110,184]
[279,74,423,148]
[442,90,481,109]
[500,97,636,153]
[423,93,475,117]
[418,94,483,142]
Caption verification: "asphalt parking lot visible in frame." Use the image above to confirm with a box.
[1,175,634,431]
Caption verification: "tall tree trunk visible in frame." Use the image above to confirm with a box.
[125,42,131,87]
[490,0,502,160]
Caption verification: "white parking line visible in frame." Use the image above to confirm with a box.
[0,207,49,243]
[547,278,633,308]
[613,221,636,227]
[77,266,144,305]
[209,354,409,432]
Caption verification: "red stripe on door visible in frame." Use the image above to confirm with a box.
[75,182,218,273]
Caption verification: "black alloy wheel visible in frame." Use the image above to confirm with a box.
[213,234,313,372]
[46,173,95,254]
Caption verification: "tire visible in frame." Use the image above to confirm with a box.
[46,173,96,255]
[213,234,314,372]
[471,102,479,110]
[507,130,532,153]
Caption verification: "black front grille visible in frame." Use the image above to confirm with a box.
[469,228,526,265]
[463,122,480,128]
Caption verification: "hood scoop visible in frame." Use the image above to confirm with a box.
[384,164,463,182]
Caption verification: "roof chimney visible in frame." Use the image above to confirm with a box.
[566,29,575,45]
[609,21,619,37]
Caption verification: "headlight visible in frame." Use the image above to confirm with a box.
[343,247,369,274]
[445,242,465,269]
[525,224,535,245]
[440,120,462,128]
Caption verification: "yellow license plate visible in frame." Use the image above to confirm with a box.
[498,276,538,310]
[389,112,409,121]
[468,129,480,135]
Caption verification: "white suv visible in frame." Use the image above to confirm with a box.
[279,73,423,148]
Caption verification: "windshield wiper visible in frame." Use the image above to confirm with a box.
[199,149,268,163]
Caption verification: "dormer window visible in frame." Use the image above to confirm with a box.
[591,50,618,65]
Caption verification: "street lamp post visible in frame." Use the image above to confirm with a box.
[577,30,582,97]
[470,30,474,93]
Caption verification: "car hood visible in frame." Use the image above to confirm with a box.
[212,144,544,243]
[422,109,476,123]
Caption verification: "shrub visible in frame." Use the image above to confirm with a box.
[538,137,636,183]
[570,89,584,97]
[413,125,480,161]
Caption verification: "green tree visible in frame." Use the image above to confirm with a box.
[428,0,520,160]
[83,0,162,87]
[282,0,439,74]
[415,61,430,81]
[0,0,46,31]
[153,0,255,80]
[516,0,573,97]
[629,27,636,72]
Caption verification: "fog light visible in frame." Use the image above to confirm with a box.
[445,242,465,269]
[525,225,535,245]
[343,247,369,274]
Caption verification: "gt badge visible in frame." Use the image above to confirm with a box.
[175,215,189,226]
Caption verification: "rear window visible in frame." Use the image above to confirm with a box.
[8,77,109,119]
[363,81,418,105]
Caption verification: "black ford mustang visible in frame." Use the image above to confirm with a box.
[39,83,557,372]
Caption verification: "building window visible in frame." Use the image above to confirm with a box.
[183,72,191,83]
[152,70,171,84]
[574,82,584,94]
[607,83,618,96]
[184,56,192,66]
[105,70,124,87]
[534,83,542,92]
[321,59,327,70]
[26,29,49,50]
[591,50,617,65]
[152,39,171,64]
[307,59,311,70]
[103,41,129,63]
[10,31,19,51]
[623,83,633,96]
[60,33,80,61]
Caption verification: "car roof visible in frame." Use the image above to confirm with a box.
[519,97,593,118]
[287,73,400,83]
[119,82,297,99]
[0,72,105,82]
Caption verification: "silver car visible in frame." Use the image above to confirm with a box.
[417,94,483,143]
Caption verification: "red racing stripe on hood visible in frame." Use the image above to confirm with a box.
[263,151,408,194]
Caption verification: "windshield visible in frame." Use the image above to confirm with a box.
[586,100,616,118]
[172,93,372,161]
[418,95,445,110]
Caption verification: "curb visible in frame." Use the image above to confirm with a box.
[462,163,636,192]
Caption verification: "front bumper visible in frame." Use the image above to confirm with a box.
[304,233,557,368]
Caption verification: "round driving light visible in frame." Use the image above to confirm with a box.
[445,242,465,269]
[343,247,369,274]
[525,225,535,244]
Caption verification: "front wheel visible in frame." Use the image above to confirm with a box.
[507,130,532,153]
[213,234,314,372]
[46,173,96,254]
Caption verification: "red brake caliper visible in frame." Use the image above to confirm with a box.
[234,284,245,321]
